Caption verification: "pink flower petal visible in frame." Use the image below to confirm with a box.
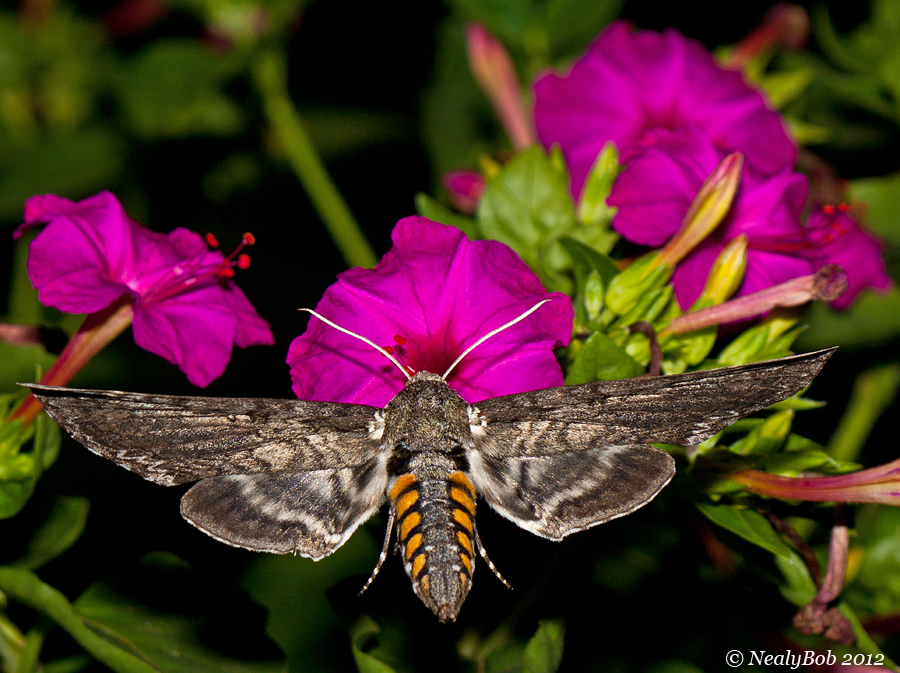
[533,21,796,198]
[21,191,273,386]
[288,217,573,406]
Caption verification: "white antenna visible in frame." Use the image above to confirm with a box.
[441,299,552,380]
[300,309,412,381]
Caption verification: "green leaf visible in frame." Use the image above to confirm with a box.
[447,0,532,48]
[74,553,285,673]
[12,496,89,570]
[299,107,409,159]
[350,616,400,673]
[846,506,900,616]
[477,145,577,286]
[0,129,126,221]
[558,237,619,286]
[117,40,244,139]
[415,192,482,239]
[799,288,900,348]
[762,447,855,477]
[727,410,793,456]
[545,0,621,55]
[837,601,899,669]
[760,67,815,108]
[849,172,900,244]
[421,19,499,176]
[696,503,794,560]
[775,548,818,607]
[565,332,643,384]
[0,566,160,673]
[523,620,565,673]
[0,418,36,520]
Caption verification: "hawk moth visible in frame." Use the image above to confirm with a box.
[29,347,834,622]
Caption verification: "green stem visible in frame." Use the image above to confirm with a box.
[252,49,377,269]
[828,364,900,462]
[0,611,27,672]
[0,567,158,673]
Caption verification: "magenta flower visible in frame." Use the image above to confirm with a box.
[607,128,813,308]
[16,191,273,387]
[533,21,796,199]
[287,216,573,407]
[804,206,892,310]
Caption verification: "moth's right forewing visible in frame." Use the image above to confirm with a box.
[474,348,835,454]
[29,385,382,485]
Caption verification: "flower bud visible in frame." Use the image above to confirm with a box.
[466,23,535,150]
[657,153,743,269]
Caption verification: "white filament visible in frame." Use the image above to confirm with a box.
[300,308,412,381]
[441,299,552,380]
[302,298,552,384]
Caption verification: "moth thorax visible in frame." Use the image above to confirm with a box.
[389,472,478,622]
[382,373,471,451]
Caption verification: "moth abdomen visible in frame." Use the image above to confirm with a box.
[388,472,477,622]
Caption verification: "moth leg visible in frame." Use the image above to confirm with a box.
[360,510,395,596]
[473,523,512,590]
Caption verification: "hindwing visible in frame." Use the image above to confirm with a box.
[467,443,674,540]
[181,457,388,558]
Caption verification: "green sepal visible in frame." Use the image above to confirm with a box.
[604,253,672,316]
[559,236,618,329]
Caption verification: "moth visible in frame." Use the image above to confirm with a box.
[28,310,834,622]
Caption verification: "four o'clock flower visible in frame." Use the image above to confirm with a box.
[15,191,274,389]
[803,205,892,310]
[533,20,796,199]
[287,216,573,407]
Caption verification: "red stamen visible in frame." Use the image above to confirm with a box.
[382,346,394,355]
[205,233,219,248]
[218,267,236,279]
[822,204,836,215]
[237,254,251,269]
[243,232,256,245]
[838,202,851,213]
[394,335,407,345]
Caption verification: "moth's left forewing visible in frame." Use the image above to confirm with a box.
[472,348,836,454]
[30,384,390,559]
